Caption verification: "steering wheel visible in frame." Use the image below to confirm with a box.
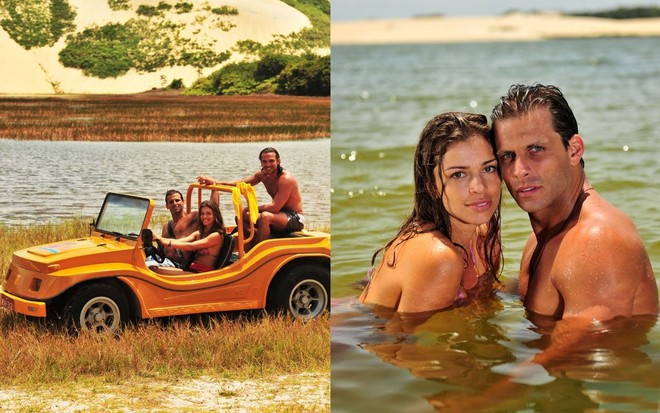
[141,229,165,264]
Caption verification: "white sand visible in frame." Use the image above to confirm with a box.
[1,0,310,94]
[332,12,660,45]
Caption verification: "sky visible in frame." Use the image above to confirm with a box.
[331,0,660,21]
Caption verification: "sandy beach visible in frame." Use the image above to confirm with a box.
[332,12,660,45]
[0,0,309,95]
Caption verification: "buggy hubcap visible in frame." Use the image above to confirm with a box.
[81,297,121,333]
[290,280,327,319]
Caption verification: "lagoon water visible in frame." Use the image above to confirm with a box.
[331,38,660,412]
[0,139,330,227]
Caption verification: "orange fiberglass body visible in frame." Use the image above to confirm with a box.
[1,183,330,333]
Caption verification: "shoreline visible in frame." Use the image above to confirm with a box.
[331,13,660,45]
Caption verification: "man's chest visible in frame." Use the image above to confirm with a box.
[520,240,565,317]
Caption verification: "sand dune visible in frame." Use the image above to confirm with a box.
[0,0,310,95]
[332,12,660,45]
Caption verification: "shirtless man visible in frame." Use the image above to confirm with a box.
[491,84,658,322]
[198,147,304,246]
[159,189,199,266]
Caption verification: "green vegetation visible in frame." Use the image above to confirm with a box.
[136,4,161,17]
[0,0,76,49]
[569,6,660,19]
[59,18,230,78]
[174,1,193,14]
[1,0,330,96]
[210,5,239,16]
[108,0,130,11]
[188,53,328,96]
[188,0,330,96]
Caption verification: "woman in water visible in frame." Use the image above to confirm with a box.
[359,112,502,313]
[153,199,226,274]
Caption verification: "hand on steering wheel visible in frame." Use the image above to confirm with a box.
[141,229,166,264]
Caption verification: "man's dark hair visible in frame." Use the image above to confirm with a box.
[165,189,184,204]
[491,83,584,167]
[259,147,284,176]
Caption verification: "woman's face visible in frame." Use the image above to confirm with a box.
[436,135,501,227]
[199,206,215,228]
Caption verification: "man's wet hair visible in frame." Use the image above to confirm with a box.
[491,83,584,168]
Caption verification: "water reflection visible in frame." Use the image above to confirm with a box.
[333,295,659,413]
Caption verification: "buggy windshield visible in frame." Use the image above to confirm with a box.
[95,193,150,239]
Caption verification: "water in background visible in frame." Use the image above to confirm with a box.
[0,139,330,227]
[332,38,660,412]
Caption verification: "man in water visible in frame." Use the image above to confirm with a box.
[198,147,304,246]
[491,83,658,322]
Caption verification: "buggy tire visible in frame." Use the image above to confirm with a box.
[270,263,329,320]
[63,283,129,334]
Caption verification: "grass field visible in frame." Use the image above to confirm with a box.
[0,218,330,412]
[0,93,330,142]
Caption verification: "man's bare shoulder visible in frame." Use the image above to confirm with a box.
[558,192,647,277]
[572,193,641,244]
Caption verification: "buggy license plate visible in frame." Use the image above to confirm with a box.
[1,295,15,311]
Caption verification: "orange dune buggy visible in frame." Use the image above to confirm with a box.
[0,183,330,333]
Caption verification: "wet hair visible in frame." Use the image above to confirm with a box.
[259,147,284,176]
[372,112,502,279]
[491,83,584,167]
[165,189,184,204]
[197,200,226,238]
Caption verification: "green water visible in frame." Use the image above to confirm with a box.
[331,38,660,412]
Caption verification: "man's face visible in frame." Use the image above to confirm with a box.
[260,152,279,176]
[165,193,184,213]
[493,108,574,215]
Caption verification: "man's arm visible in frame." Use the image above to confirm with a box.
[197,174,261,187]
[259,175,294,213]
[556,222,645,321]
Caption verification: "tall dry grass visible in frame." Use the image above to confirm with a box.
[0,312,330,386]
[0,94,330,142]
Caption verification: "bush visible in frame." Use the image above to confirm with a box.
[108,0,130,11]
[167,78,184,89]
[59,23,139,78]
[276,55,329,96]
[174,2,193,13]
[255,54,299,81]
[0,0,76,49]
[136,5,161,17]
[211,6,238,15]
[212,62,259,95]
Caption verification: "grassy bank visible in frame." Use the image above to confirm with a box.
[0,93,329,142]
[0,218,330,411]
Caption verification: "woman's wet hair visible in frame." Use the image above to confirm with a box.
[198,200,225,237]
[372,112,502,278]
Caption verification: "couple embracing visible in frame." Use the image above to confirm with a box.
[360,83,658,323]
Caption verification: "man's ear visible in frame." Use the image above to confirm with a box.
[568,134,584,166]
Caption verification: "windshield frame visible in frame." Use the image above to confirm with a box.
[95,193,152,240]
